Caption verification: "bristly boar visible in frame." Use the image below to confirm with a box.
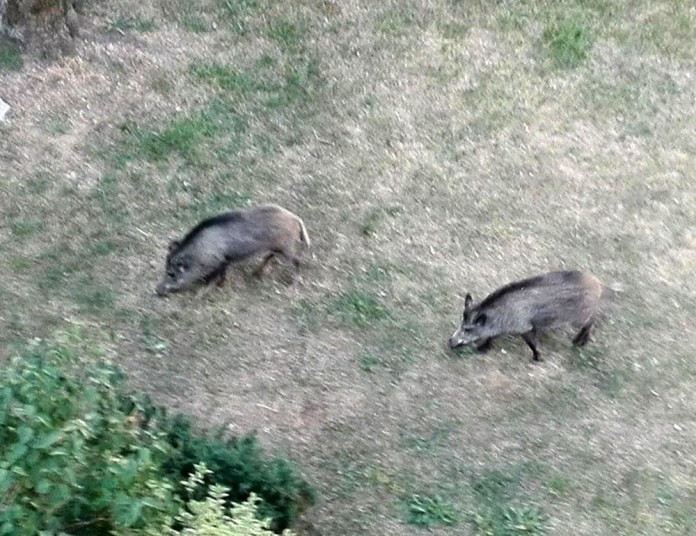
[447,270,603,362]
[155,204,310,297]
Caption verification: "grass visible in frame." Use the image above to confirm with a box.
[9,218,44,239]
[401,426,452,458]
[0,38,22,71]
[189,64,259,94]
[404,494,457,527]
[358,206,401,238]
[267,19,304,49]
[189,57,321,113]
[358,351,379,372]
[472,505,547,536]
[45,118,70,135]
[108,17,156,33]
[1,0,695,534]
[543,16,592,68]
[217,0,263,34]
[471,466,549,535]
[119,116,216,162]
[333,291,391,328]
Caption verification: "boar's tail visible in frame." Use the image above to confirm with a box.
[297,216,311,251]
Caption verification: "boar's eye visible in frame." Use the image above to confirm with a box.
[474,313,487,326]
[167,268,176,278]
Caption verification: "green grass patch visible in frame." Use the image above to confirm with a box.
[113,100,248,167]
[267,19,304,49]
[473,469,521,503]
[359,206,401,237]
[262,57,321,110]
[377,12,416,36]
[181,16,208,33]
[9,218,44,239]
[404,494,457,527]
[543,17,592,68]
[45,118,70,135]
[401,425,452,458]
[217,0,262,34]
[191,57,321,113]
[0,37,22,71]
[546,473,571,497]
[471,465,549,535]
[138,313,171,356]
[73,279,117,315]
[189,63,259,93]
[9,256,30,273]
[22,174,51,195]
[120,116,215,162]
[149,73,173,95]
[334,291,391,328]
[86,239,121,257]
[472,505,547,536]
[567,344,604,370]
[358,351,379,372]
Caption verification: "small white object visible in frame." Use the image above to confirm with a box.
[0,98,9,121]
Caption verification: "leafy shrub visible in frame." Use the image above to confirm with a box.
[164,463,295,536]
[0,329,315,535]
[159,415,315,532]
[0,331,177,536]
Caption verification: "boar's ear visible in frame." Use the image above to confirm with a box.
[474,313,487,326]
[167,240,181,254]
[464,293,473,310]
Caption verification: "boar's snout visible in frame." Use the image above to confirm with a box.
[155,281,172,297]
[447,331,465,351]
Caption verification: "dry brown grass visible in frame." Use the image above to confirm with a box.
[1,0,695,533]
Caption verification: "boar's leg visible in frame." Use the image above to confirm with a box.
[521,329,542,362]
[572,320,594,346]
[275,247,301,273]
[253,253,276,279]
[273,249,301,274]
[203,265,228,288]
[215,266,228,287]
[475,338,494,353]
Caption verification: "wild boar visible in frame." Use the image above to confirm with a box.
[447,270,603,361]
[155,204,310,297]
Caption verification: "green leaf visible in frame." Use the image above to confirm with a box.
[9,465,28,477]
[35,479,51,494]
[6,444,28,466]
[17,426,35,445]
[114,498,144,527]
[33,431,63,450]
[0,468,13,493]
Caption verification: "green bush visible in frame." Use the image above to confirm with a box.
[159,415,316,532]
[164,464,295,536]
[0,329,315,535]
[0,331,177,536]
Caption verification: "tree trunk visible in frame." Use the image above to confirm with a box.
[0,0,81,58]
